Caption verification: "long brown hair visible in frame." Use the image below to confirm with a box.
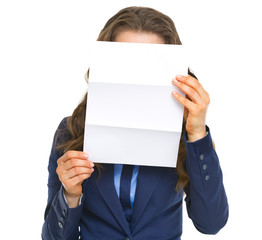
[56,6,190,191]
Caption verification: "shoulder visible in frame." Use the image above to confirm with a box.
[53,117,72,152]
[54,117,72,137]
[57,117,70,131]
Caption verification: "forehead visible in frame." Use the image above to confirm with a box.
[114,30,165,44]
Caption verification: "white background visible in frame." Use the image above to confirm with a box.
[0,0,261,239]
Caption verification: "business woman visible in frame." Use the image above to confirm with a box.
[42,6,228,240]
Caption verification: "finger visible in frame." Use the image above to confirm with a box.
[66,166,94,179]
[176,75,209,101]
[63,158,94,171]
[69,173,93,186]
[59,150,89,163]
[171,91,196,112]
[172,79,202,104]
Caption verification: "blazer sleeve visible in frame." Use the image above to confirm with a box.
[41,118,84,240]
[184,126,229,234]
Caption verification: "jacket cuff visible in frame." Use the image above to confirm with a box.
[50,185,84,238]
[184,126,219,188]
[63,189,84,207]
[184,126,212,156]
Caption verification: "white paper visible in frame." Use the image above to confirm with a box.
[84,41,188,167]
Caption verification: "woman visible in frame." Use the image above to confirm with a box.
[42,6,228,240]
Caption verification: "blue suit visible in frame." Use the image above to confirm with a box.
[42,118,228,240]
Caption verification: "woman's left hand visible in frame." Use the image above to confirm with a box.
[172,75,210,142]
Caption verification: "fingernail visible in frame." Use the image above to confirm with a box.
[176,75,183,80]
[172,78,178,83]
[83,153,89,158]
[90,162,95,167]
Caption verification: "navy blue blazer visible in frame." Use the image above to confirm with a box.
[42,118,228,240]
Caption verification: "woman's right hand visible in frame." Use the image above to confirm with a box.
[56,150,94,207]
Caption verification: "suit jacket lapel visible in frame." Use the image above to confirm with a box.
[93,164,131,236]
[130,166,165,231]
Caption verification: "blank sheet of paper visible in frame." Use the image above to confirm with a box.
[84,41,188,167]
